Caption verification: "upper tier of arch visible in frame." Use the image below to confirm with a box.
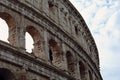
[0,0,100,71]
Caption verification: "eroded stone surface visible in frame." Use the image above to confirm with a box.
[0,0,102,80]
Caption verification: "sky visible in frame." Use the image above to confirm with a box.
[0,0,120,80]
[0,19,34,53]
[69,0,120,80]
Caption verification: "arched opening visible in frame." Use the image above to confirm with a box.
[79,61,86,80]
[25,32,34,53]
[26,26,42,57]
[0,12,16,46]
[0,68,15,80]
[66,51,75,75]
[0,18,9,43]
[75,25,78,35]
[49,39,62,67]
[48,0,54,8]
[49,48,53,62]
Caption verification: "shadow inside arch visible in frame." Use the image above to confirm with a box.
[0,12,16,28]
[0,68,16,80]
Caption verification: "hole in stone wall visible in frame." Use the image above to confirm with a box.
[75,26,78,35]
[0,75,5,80]
[79,61,86,80]
[66,51,75,74]
[49,48,53,62]
[0,12,16,46]
[26,26,42,57]
[48,0,54,8]
[0,18,9,43]
[0,68,15,80]
[49,39,62,67]
[25,32,34,53]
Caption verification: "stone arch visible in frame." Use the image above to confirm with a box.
[66,51,76,75]
[0,12,16,46]
[0,68,15,80]
[26,26,42,57]
[79,61,86,80]
[48,39,63,67]
[74,25,78,35]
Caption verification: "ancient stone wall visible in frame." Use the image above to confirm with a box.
[0,0,102,80]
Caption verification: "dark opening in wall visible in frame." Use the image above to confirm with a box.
[48,39,62,67]
[75,26,78,35]
[48,0,54,8]
[0,75,5,80]
[79,61,86,80]
[66,51,75,75]
[0,68,15,80]
[49,48,53,62]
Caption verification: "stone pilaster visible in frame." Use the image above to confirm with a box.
[15,15,26,52]
[61,43,68,71]
[43,29,50,61]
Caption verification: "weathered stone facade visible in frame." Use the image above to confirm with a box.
[0,0,102,80]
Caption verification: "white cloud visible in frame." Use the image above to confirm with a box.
[81,4,98,26]
[70,0,120,80]
[0,0,120,80]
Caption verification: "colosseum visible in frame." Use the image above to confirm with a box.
[0,0,102,80]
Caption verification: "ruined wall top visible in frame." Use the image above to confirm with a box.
[0,0,100,69]
[0,0,103,79]
[15,0,100,66]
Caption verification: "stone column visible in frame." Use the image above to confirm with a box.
[16,14,26,52]
[61,43,68,71]
[43,29,50,61]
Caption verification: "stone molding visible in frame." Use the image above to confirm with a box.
[0,0,102,79]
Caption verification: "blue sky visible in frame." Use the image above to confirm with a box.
[0,0,120,80]
[70,0,120,80]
